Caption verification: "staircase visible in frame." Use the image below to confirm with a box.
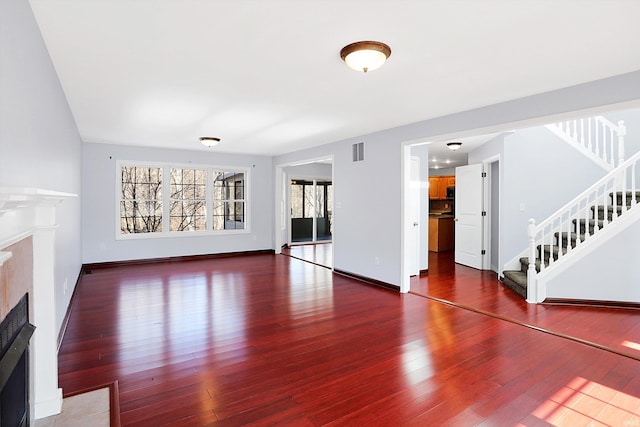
[545,116,626,171]
[501,115,638,302]
[502,189,640,299]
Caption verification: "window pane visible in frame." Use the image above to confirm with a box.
[304,185,313,218]
[234,181,244,200]
[316,184,325,218]
[212,170,246,231]
[234,202,244,223]
[120,166,163,234]
[212,202,225,231]
[291,184,303,218]
[121,166,162,201]
[170,201,206,231]
[120,200,162,233]
[170,168,206,231]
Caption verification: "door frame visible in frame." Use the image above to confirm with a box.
[482,154,501,275]
[274,157,334,257]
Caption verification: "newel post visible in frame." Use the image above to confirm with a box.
[527,218,537,303]
[617,120,626,167]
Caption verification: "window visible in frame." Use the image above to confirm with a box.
[213,171,245,230]
[120,166,163,233]
[290,180,315,219]
[170,168,206,231]
[118,162,248,238]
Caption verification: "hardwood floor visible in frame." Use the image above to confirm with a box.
[59,252,640,426]
[412,251,640,359]
[281,242,332,269]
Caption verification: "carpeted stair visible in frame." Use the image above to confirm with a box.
[501,191,639,298]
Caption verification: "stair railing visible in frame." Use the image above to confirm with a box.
[545,117,626,170]
[527,148,640,301]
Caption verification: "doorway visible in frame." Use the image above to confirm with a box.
[290,179,333,244]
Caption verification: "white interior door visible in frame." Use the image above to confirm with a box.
[455,163,484,269]
[409,157,420,276]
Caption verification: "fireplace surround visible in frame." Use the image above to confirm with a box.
[0,187,76,420]
[0,294,35,427]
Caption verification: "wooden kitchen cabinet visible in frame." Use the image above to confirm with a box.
[429,216,455,252]
[428,177,439,199]
[429,176,455,200]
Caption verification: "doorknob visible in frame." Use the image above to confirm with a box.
[454,218,458,221]
[413,222,419,227]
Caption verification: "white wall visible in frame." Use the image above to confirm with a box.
[0,0,83,333]
[545,218,640,302]
[82,142,273,263]
[286,162,332,179]
[275,134,405,286]
[429,167,456,176]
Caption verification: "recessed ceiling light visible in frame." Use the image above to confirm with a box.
[340,41,391,73]
[199,137,220,147]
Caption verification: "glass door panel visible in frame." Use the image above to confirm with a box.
[291,180,313,242]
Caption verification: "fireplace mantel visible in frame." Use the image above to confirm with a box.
[0,187,76,419]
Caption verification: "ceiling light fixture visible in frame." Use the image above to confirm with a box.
[340,41,391,73]
[199,137,220,147]
[447,142,462,151]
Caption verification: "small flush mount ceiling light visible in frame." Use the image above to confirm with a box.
[340,41,391,73]
[447,142,462,151]
[199,137,220,148]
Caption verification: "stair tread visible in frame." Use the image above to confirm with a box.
[518,256,546,273]
[502,270,527,298]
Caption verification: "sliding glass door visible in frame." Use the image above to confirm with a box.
[290,179,332,243]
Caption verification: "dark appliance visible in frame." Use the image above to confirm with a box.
[446,186,455,199]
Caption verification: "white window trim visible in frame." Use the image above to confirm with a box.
[115,160,250,240]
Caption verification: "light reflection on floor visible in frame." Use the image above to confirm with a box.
[530,376,640,426]
[623,340,640,351]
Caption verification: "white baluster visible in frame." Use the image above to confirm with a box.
[587,118,593,151]
[602,126,608,165]
[527,218,537,303]
[618,120,626,167]
[632,166,637,206]
[622,169,628,212]
[610,127,615,166]
[580,119,585,148]
[595,120,600,157]
[613,173,618,219]
[528,219,537,279]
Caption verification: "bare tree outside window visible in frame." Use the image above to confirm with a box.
[120,166,163,233]
[170,168,206,231]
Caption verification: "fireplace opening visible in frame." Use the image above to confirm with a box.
[0,294,35,427]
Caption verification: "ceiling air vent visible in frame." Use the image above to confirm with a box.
[352,142,364,162]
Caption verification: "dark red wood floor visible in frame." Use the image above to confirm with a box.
[281,243,332,269]
[59,252,640,426]
[412,251,640,359]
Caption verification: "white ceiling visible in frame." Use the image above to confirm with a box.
[29,0,640,156]
[427,133,502,170]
